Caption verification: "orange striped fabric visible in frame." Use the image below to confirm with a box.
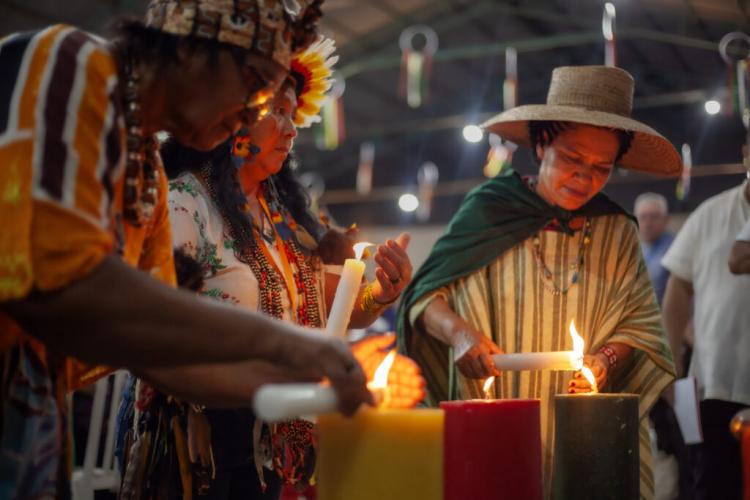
[0,25,119,299]
[0,25,176,384]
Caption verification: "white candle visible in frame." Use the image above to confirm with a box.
[492,320,587,371]
[325,242,372,338]
[492,351,581,371]
[253,350,397,421]
[253,383,338,421]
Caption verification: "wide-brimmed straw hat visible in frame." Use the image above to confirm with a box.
[481,66,681,176]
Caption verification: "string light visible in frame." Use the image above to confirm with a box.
[398,193,419,212]
[704,100,721,115]
[462,125,483,143]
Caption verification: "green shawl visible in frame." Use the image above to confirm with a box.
[395,169,634,402]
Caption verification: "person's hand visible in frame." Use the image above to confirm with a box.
[569,353,609,393]
[451,322,502,379]
[371,233,412,304]
[287,330,373,416]
[351,334,426,408]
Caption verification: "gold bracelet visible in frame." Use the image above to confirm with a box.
[360,283,389,315]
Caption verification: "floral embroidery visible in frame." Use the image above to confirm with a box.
[169,179,200,198]
[192,211,226,276]
[201,287,240,305]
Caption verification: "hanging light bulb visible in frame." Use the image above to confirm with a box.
[704,100,721,115]
[462,125,483,143]
[398,193,419,213]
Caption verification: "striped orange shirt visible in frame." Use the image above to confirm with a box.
[0,24,176,497]
[0,24,176,383]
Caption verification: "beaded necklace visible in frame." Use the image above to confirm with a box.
[121,50,159,227]
[528,217,592,296]
[200,167,321,328]
[201,169,320,484]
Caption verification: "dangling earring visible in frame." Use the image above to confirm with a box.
[231,141,262,169]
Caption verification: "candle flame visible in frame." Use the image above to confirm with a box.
[353,242,374,261]
[369,350,397,390]
[581,366,599,393]
[483,376,495,400]
[569,320,585,370]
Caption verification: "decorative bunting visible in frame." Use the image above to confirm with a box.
[602,2,617,67]
[315,72,346,150]
[483,133,517,179]
[503,47,518,111]
[676,143,692,201]
[357,141,375,195]
[416,162,439,222]
[719,32,750,117]
[399,25,439,109]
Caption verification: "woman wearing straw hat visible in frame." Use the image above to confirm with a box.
[397,65,678,498]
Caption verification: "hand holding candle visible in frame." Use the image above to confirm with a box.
[569,353,609,394]
[452,320,502,379]
[492,320,585,372]
[326,242,373,338]
[253,339,425,420]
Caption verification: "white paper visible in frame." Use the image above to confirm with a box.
[673,377,703,445]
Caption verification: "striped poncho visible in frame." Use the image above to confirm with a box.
[397,172,675,499]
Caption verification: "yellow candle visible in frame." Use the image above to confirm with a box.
[318,408,444,500]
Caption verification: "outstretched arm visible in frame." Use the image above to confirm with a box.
[419,297,502,379]
[4,255,371,415]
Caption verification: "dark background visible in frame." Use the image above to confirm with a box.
[3,0,749,226]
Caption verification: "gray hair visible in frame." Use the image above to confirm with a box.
[634,192,668,215]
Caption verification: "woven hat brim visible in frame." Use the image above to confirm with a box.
[481,104,682,177]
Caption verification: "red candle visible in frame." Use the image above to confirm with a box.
[441,399,542,500]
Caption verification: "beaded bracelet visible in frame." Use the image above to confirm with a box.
[597,345,618,371]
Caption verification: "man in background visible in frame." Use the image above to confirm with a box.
[662,176,750,500]
[635,193,673,304]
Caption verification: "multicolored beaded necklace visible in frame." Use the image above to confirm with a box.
[529,217,592,296]
[201,168,320,485]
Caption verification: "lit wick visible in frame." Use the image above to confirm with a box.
[483,376,495,400]
[580,366,599,394]
[367,350,397,407]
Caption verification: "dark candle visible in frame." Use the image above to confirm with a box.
[552,393,639,500]
[441,399,542,500]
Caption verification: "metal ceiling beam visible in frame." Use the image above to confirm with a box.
[339,26,736,79]
[295,87,719,147]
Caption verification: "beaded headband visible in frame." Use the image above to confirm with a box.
[144,0,324,68]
